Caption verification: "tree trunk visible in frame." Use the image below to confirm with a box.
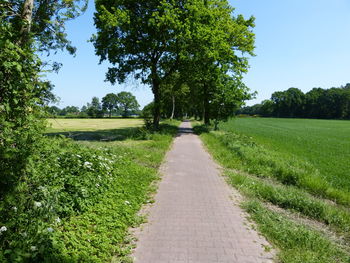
[203,84,210,125]
[152,79,161,130]
[170,95,175,120]
[18,0,34,46]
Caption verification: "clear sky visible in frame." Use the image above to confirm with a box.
[44,0,350,108]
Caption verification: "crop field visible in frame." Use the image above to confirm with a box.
[195,118,350,263]
[220,118,350,191]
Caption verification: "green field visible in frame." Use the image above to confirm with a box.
[219,118,350,191]
[195,118,350,263]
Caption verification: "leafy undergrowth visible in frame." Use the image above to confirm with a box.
[194,122,350,263]
[0,121,179,262]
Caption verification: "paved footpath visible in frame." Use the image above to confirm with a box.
[132,121,274,263]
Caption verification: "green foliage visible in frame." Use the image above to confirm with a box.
[86,97,103,118]
[141,102,155,129]
[93,0,255,128]
[1,0,87,54]
[0,121,179,262]
[102,93,118,117]
[0,0,88,236]
[116,92,140,117]
[0,27,47,196]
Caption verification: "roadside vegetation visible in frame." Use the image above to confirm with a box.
[194,118,350,263]
[0,119,180,262]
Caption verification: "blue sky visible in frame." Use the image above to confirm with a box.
[45,0,350,108]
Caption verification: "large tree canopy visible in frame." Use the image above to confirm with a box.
[102,93,118,117]
[116,91,140,117]
[93,0,255,128]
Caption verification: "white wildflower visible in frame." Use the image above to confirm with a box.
[47,227,54,233]
[30,246,37,251]
[0,226,7,232]
[96,183,100,187]
[12,206,17,212]
[55,217,61,223]
[34,201,42,208]
[84,161,92,168]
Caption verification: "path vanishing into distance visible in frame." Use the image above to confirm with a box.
[132,121,274,263]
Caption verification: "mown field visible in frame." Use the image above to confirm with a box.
[195,118,350,263]
[0,119,179,262]
[47,118,144,132]
[46,118,145,142]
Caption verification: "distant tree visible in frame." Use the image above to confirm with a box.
[80,105,88,113]
[271,88,305,117]
[79,105,89,117]
[116,92,140,117]
[60,106,79,116]
[47,106,61,116]
[87,97,103,118]
[260,100,274,117]
[102,93,118,117]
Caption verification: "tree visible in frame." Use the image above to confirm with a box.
[160,72,190,119]
[93,0,255,128]
[93,0,188,128]
[178,0,255,125]
[60,106,80,116]
[116,92,140,117]
[1,0,86,195]
[260,100,274,117]
[47,106,62,116]
[1,0,87,52]
[87,97,103,118]
[102,93,118,117]
[1,0,86,260]
[210,74,252,129]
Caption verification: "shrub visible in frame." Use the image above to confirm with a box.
[0,137,133,262]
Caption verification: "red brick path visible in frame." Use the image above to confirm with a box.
[132,121,274,263]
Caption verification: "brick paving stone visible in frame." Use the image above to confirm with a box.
[132,121,275,263]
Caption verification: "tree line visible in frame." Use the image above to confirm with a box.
[48,91,140,118]
[238,84,350,119]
